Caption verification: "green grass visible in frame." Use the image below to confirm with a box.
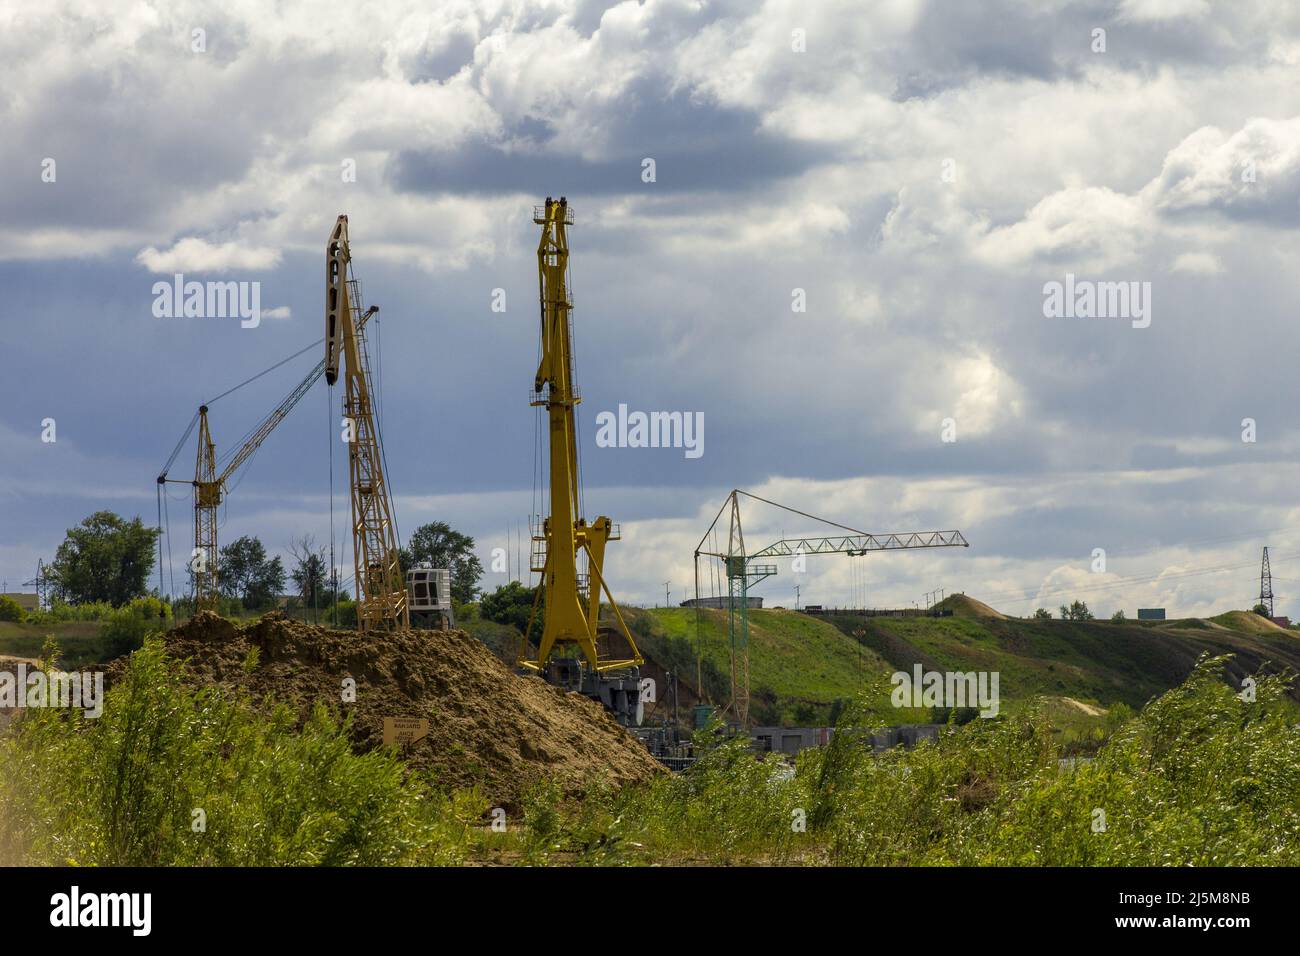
[0,638,489,866]
[0,621,114,668]
[4,639,1295,867]
[623,607,889,724]
[820,607,1300,711]
[615,599,1300,726]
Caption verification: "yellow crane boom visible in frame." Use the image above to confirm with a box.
[174,309,375,612]
[325,215,409,632]
[520,197,642,704]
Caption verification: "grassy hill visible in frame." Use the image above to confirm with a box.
[618,596,1300,728]
[621,606,887,725]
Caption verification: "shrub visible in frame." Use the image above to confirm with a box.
[325,598,357,628]
[0,638,482,866]
[100,596,171,658]
[0,596,26,623]
[25,599,116,626]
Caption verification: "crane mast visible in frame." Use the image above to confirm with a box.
[696,490,970,727]
[193,408,218,608]
[521,198,642,719]
[325,215,409,632]
[178,310,376,612]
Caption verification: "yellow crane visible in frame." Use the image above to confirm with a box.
[159,310,375,612]
[325,215,409,632]
[520,197,643,723]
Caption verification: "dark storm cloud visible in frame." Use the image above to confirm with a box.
[890,0,1078,100]
[388,86,837,197]
[887,0,1291,101]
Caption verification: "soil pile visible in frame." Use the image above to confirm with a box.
[0,655,38,731]
[941,594,1008,620]
[127,612,663,806]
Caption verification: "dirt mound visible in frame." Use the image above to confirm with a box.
[941,593,1007,620]
[128,612,663,807]
[1209,611,1290,634]
[0,656,39,730]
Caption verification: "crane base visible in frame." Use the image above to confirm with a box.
[541,658,644,727]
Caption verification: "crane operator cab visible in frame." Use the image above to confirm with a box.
[406,565,454,630]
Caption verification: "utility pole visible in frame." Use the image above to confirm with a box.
[795,584,800,610]
[1260,547,1275,617]
[664,580,671,608]
[24,559,52,610]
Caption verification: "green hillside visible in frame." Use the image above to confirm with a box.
[622,596,1300,728]
[622,606,887,725]
[825,594,1300,709]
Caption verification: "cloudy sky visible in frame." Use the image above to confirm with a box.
[4,0,1300,618]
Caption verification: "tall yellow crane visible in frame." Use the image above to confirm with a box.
[159,310,375,612]
[324,215,409,632]
[520,197,643,723]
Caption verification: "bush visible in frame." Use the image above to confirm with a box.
[0,638,483,865]
[101,596,171,658]
[592,655,1299,866]
[480,581,541,637]
[25,599,116,626]
[325,598,357,628]
[0,596,26,623]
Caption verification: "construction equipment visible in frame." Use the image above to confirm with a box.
[518,197,644,725]
[325,214,409,632]
[158,311,374,611]
[407,565,454,629]
[695,489,969,727]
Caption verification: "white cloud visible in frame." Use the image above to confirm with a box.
[135,237,282,274]
[1146,118,1300,219]
[906,350,1025,440]
[1170,251,1222,274]
[1118,0,1211,22]
[974,186,1151,271]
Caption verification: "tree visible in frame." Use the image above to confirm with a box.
[1252,603,1270,617]
[1033,607,1052,620]
[0,595,25,622]
[288,535,328,623]
[49,511,160,606]
[1059,600,1094,622]
[480,580,542,637]
[400,521,483,605]
[218,536,285,610]
[1110,609,1126,623]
